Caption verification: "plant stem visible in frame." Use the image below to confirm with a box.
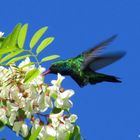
[23,49,40,67]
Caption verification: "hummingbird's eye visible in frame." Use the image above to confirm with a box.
[52,64,56,68]
[50,64,56,70]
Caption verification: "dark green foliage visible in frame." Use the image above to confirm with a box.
[0,121,5,131]
[52,107,62,113]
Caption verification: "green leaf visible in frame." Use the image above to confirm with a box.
[0,24,21,58]
[73,125,80,136]
[10,23,22,47]
[36,37,54,54]
[19,62,36,69]
[29,126,42,140]
[65,132,71,140]
[18,24,28,48]
[75,134,81,140]
[1,35,12,49]
[0,37,5,48]
[41,55,60,63]
[30,26,48,49]
[6,54,31,64]
[51,92,58,100]
[23,129,31,140]
[18,109,26,118]
[0,121,5,131]
[69,125,81,140]
[0,46,18,55]
[46,136,55,140]
[1,23,22,49]
[24,69,40,83]
[52,107,62,114]
[0,50,24,63]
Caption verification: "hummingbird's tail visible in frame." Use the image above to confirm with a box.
[90,73,121,84]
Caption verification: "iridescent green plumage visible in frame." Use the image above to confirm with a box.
[45,35,126,87]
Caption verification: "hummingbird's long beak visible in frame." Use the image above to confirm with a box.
[42,69,51,76]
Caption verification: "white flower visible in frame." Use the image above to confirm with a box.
[31,118,40,133]
[0,86,10,99]
[48,73,65,95]
[31,71,45,86]
[24,100,34,118]
[59,89,74,99]
[9,111,17,125]
[54,89,74,109]
[47,85,59,95]
[38,125,56,140]
[56,123,73,140]
[10,88,23,103]
[69,114,78,123]
[31,75,44,85]
[7,101,19,112]
[49,110,64,128]
[0,66,8,78]
[0,108,7,124]
[49,110,64,119]
[38,65,46,73]
[0,32,4,38]
[0,57,79,139]
[37,93,53,112]
[51,73,65,87]
[45,125,56,137]
[13,121,22,136]
[55,98,73,109]
[18,57,35,72]
[13,121,29,137]
[21,123,29,137]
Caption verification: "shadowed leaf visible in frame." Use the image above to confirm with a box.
[1,35,12,49]
[75,134,81,140]
[10,23,22,47]
[1,23,22,49]
[52,107,62,113]
[0,121,5,131]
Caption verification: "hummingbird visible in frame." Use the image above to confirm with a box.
[43,35,126,87]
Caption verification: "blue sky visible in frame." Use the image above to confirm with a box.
[0,0,140,139]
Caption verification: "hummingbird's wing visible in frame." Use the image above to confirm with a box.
[81,35,118,70]
[88,51,126,71]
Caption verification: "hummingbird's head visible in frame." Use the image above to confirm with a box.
[49,61,64,74]
[42,61,67,76]
[49,63,58,74]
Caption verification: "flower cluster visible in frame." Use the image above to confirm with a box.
[0,57,79,139]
